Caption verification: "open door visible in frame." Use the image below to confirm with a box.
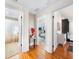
[5,8,20,58]
[19,10,29,52]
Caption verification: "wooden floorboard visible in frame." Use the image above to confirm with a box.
[19,43,73,59]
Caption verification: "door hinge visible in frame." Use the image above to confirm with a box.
[21,44,22,46]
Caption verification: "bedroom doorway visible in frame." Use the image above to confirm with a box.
[5,8,20,59]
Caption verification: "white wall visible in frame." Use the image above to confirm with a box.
[69,19,73,40]
[29,13,36,46]
[5,19,18,37]
[29,13,35,28]
[36,17,39,45]
[53,12,58,51]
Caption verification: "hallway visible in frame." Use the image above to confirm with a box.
[5,0,73,59]
[20,43,72,59]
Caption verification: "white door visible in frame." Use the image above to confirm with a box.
[19,11,29,52]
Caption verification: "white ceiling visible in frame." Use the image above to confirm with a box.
[59,5,73,20]
[17,0,73,14]
[6,0,73,15]
[18,0,47,11]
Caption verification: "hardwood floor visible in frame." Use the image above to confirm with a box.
[19,43,73,59]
